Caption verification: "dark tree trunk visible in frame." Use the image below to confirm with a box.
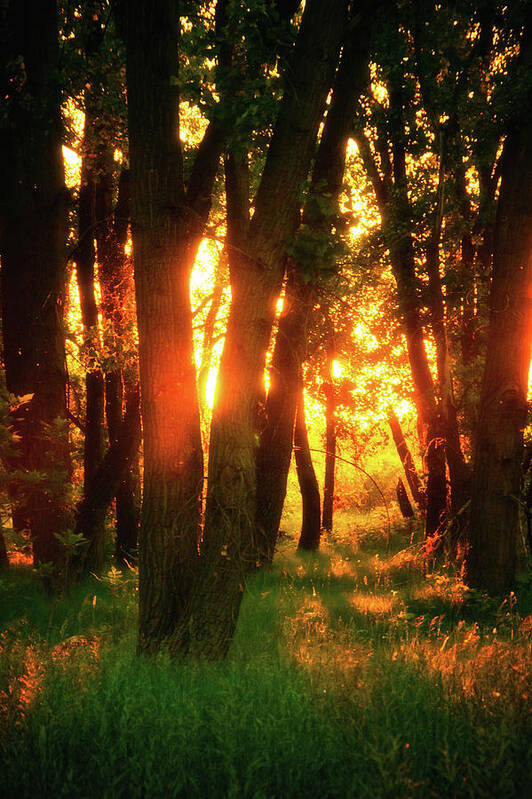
[396,477,414,519]
[256,269,315,561]
[425,154,470,523]
[0,529,8,569]
[180,0,348,659]
[124,0,204,651]
[388,79,447,541]
[95,163,140,566]
[465,22,532,594]
[120,0,226,653]
[0,0,72,574]
[322,330,337,533]
[387,408,425,511]
[76,103,107,572]
[255,15,372,557]
[295,391,321,550]
[74,386,141,571]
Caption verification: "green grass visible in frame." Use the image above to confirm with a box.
[1,518,531,798]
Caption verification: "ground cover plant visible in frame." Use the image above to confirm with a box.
[1,516,531,799]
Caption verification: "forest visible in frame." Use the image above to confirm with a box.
[0,0,531,796]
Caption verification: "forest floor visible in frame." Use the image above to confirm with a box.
[1,515,531,798]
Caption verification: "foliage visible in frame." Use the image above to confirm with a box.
[1,521,531,797]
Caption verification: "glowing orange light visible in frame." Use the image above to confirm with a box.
[332,360,344,379]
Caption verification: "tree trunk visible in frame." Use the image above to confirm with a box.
[322,328,336,533]
[73,386,141,573]
[295,390,321,550]
[356,66,447,542]
[76,102,107,572]
[124,0,203,651]
[0,0,72,575]
[425,152,470,524]
[95,162,140,565]
[121,0,226,653]
[465,23,532,593]
[396,477,414,519]
[0,529,8,569]
[387,408,425,510]
[180,0,348,659]
[256,269,316,561]
[255,15,372,558]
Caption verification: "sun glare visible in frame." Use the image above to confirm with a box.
[62,145,81,189]
[332,360,344,379]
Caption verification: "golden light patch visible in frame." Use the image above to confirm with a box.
[350,591,398,617]
[286,596,371,681]
[331,360,344,379]
[63,145,81,189]
[328,555,357,580]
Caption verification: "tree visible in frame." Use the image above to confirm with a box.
[255,8,375,554]
[354,11,448,542]
[464,13,532,594]
[76,77,107,571]
[321,315,338,533]
[387,407,424,511]
[0,0,72,574]
[178,0,348,658]
[295,388,322,550]
[119,0,226,653]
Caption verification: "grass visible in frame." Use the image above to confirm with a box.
[1,516,531,798]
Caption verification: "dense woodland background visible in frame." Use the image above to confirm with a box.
[0,2,532,794]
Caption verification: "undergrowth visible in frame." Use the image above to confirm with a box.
[1,517,531,798]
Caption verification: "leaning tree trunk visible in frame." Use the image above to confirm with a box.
[255,268,316,561]
[295,389,321,550]
[396,477,414,520]
[464,25,532,593]
[179,0,348,659]
[0,0,72,574]
[387,407,425,511]
[255,13,373,559]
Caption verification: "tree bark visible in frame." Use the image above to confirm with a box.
[396,477,414,519]
[295,390,321,550]
[121,0,227,653]
[464,20,532,593]
[0,0,72,574]
[387,408,424,511]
